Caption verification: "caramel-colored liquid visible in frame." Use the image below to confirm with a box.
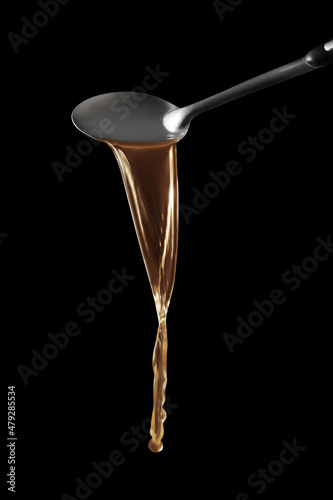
[105,140,178,452]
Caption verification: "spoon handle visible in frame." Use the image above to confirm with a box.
[306,40,333,67]
[173,40,333,128]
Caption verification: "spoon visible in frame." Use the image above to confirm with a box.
[72,40,332,143]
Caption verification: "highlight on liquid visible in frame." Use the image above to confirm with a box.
[104,139,178,452]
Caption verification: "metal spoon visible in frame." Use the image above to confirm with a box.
[72,40,332,143]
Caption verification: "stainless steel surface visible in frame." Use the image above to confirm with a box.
[72,40,332,144]
[72,92,186,143]
[164,58,314,134]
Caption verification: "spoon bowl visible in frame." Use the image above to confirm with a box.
[72,92,189,143]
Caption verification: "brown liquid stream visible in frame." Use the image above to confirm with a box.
[104,139,178,452]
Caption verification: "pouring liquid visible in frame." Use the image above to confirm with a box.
[104,139,178,452]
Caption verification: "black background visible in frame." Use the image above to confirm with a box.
[2,1,332,499]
